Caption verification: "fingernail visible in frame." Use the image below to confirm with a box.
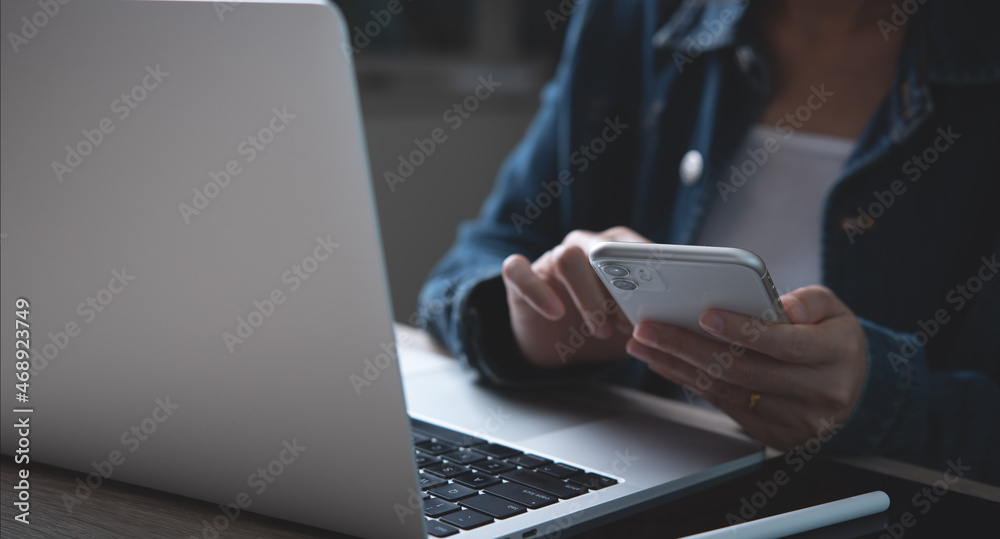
[626,339,648,361]
[586,321,603,339]
[595,322,611,339]
[633,325,656,346]
[542,298,564,319]
[785,298,805,323]
[700,312,725,335]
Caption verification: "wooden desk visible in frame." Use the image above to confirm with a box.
[3,325,997,538]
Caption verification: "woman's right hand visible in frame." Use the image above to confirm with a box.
[501,226,650,368]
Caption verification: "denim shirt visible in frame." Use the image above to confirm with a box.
[416,0,1000,484]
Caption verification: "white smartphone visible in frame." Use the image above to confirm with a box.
[589,242,789,336]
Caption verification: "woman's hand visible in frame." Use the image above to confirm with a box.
[501,226,649,368]
[626,285,868,449]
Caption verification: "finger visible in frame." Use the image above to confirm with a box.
[550,245,616,338]
[697,308,839,365]
[615,309,633,335]
[600,226,652,243]
[559,230,598,251]
[627,339,805,433]
[709,397,805,450]
[631,322,810,398]
[561,227,651,253]
[779,285,850,325]
[501,254,565,320]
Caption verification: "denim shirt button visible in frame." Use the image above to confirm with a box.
[735,45,755,74]
[679,150,703,185]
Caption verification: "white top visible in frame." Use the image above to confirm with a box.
[696,125,855,293]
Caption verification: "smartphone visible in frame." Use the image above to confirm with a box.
[589,242,788,336]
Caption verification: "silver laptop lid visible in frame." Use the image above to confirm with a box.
[0,1,423,537]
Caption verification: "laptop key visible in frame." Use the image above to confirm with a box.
[411,418,487,447]
[475,443,522,459]
[567,472,618,490]
[538,463,582,479]
[486,482,558,509]
[454,471,501,489]
[506,454,552,469]
[443,449,487,465]
[414,452,442,468]
[417,472,447,490]
[426,519,460,537]
[416,440,458,456]
[500,470,587,499]
[472,459,517,475]
[460,493,527,519]
[439,509,494,530]
[425,462,471,479]
[412,431,430,444]
[424,498,461,518]
[428,483,478,502]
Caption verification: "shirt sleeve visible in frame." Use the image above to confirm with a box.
[824,317,1000,485]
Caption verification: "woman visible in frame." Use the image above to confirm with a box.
[418,0,999,484]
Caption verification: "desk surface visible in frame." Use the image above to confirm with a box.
[2,325,997,538]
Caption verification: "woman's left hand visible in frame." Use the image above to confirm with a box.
[626,285,868,449]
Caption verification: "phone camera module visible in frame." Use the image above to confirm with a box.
[611,279,638,291]
[601,264,629,278]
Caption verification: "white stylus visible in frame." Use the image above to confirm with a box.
[678,491,891,539]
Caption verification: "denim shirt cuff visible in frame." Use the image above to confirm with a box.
[824,317,928,454]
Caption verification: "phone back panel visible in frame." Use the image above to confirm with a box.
[590,243,787,336]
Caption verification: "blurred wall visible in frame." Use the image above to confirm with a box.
[364,91,540,323]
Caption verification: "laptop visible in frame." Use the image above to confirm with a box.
[0,1,762,537]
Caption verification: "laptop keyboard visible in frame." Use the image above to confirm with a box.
[410,418,618,537]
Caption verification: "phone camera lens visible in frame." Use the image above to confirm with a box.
[612,279,638,291]
[602,265,629,278]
